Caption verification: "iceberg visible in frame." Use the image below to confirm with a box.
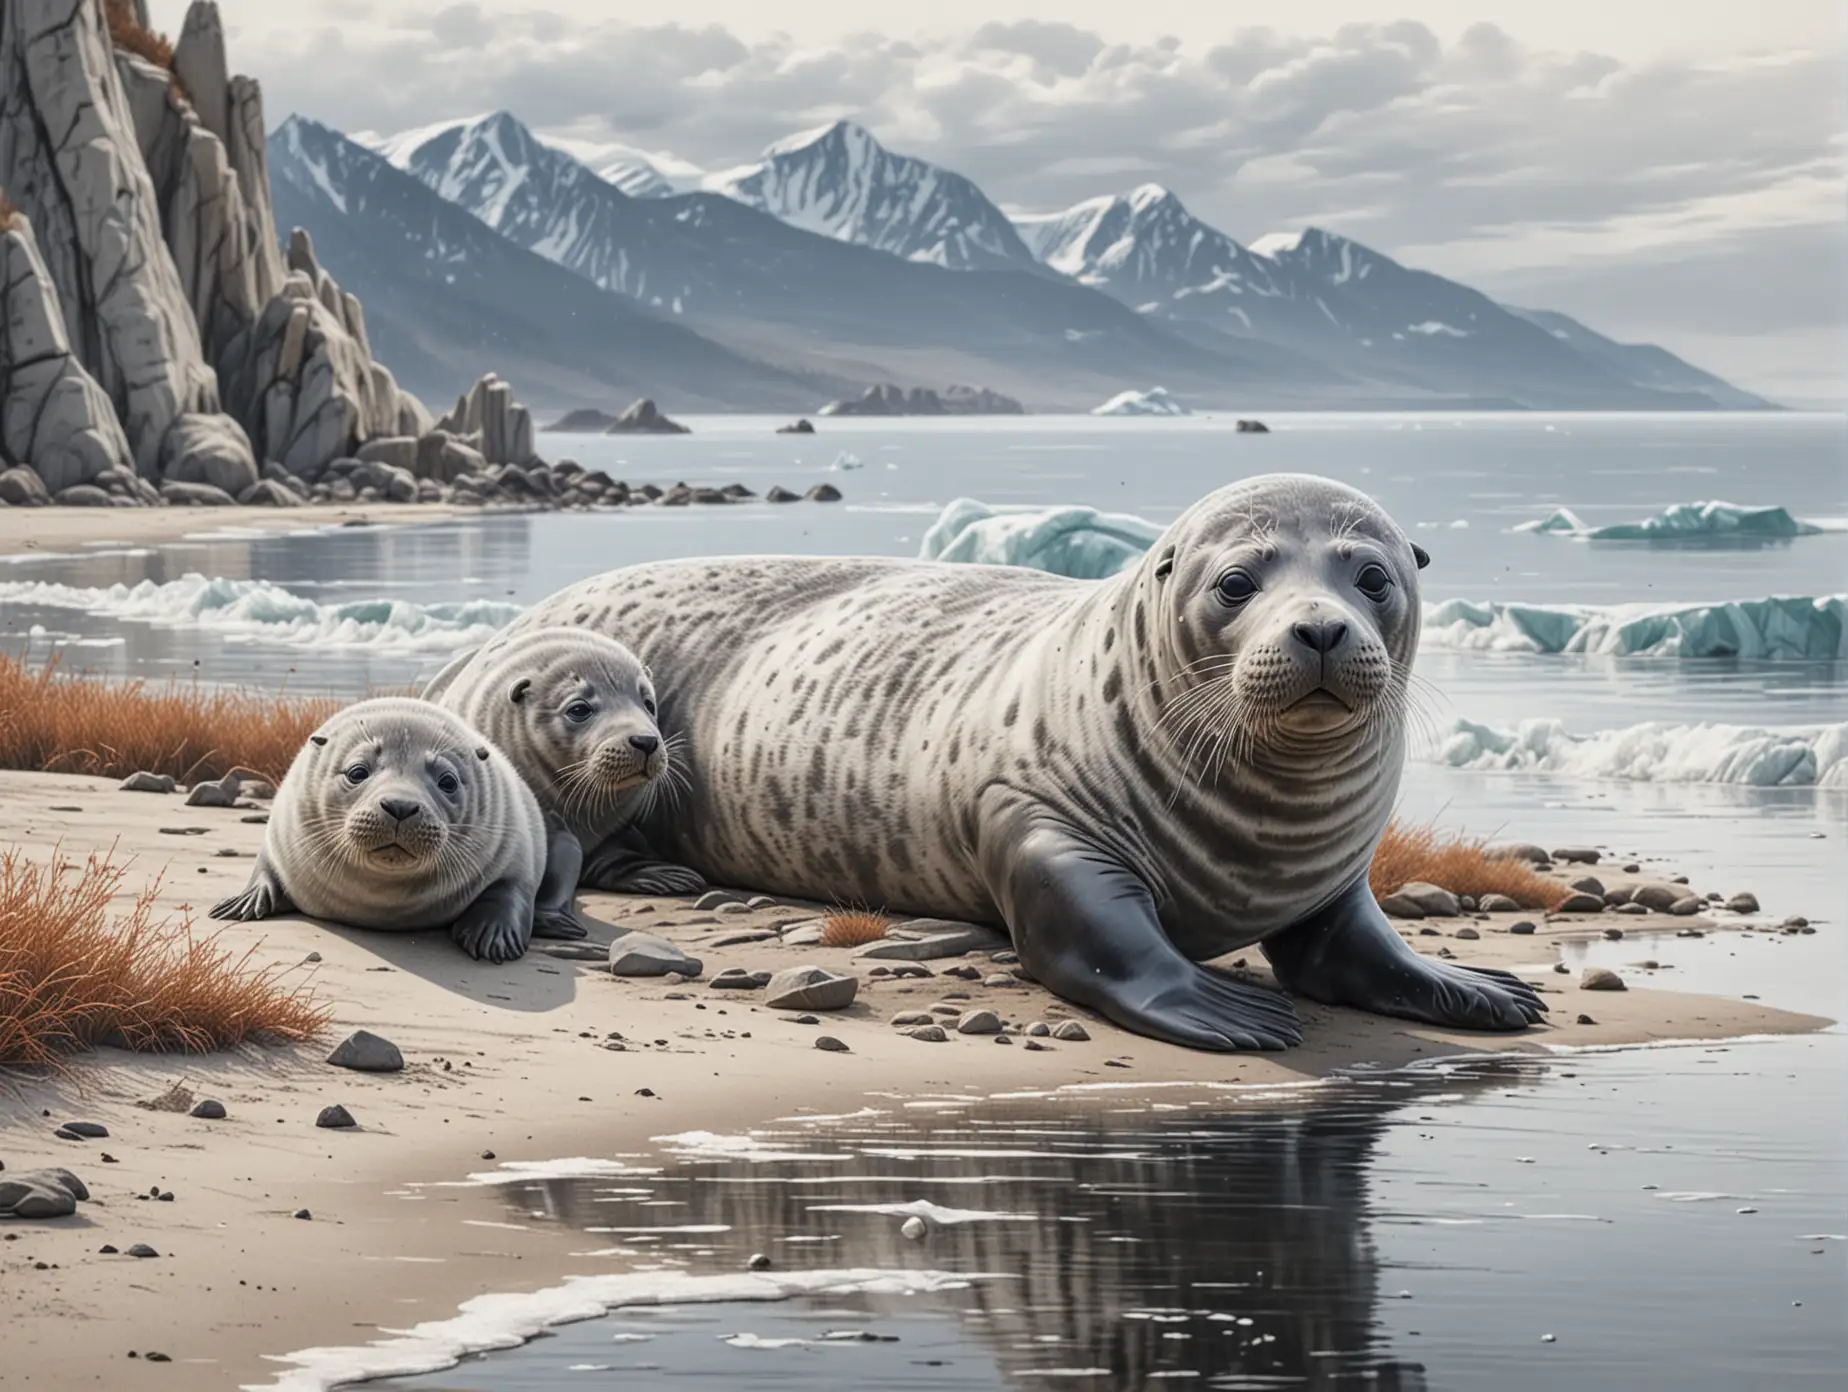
[1428,717,1847,789]
[919,497,1164,580]
[0,575,523,654]
[1091,387,1191,417]
[1422,595,1847,660]
[1512,501,1827,540]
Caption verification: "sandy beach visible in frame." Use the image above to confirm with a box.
[0,767,1830,1388]
[0,504,477,563]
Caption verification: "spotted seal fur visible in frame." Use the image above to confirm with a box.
[423,626,704,909]
[496,474,1545,1047]
[210,698,556,963]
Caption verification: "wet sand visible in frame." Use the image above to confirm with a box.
[0,769,1830,1388]
[0,503,473,561]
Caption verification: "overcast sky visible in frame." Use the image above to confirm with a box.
[157,1,1845,404]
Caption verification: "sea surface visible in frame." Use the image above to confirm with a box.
[2,412,1845,1389]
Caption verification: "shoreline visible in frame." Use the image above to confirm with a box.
[0,768,1833,1388]
[0,502,479,562]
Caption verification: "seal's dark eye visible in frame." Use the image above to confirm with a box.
[1355,563,1393,601]
[642,696,657,717]
[1216,570,1259,606]
[565,701,594,724]
[344,764,369,785]
[436,772,460,796]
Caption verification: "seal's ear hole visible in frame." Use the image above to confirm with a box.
[476,746,490,761]
[309,734,328,747]
[1153,546,1176,581]
[1412,544,1431,570]
[509,678,531,705]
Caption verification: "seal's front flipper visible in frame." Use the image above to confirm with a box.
[209,850,294,922]
[580,827,707,897]
[983,808,1300,1052]
[451,877,535,964]
[1262,876,1547,1030]
[533,826,588,940]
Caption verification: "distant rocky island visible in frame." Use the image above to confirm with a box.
[544,399,691,435]
[818,384,1025,417]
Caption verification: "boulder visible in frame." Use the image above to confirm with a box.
[356,435,417,473]
[0,1167,89,1219]
[159,479,237,505]
[236,478,301,506]
[775,418,815,434]
[1580,967,1626,992]
[1476,893,1521,913]
[1378,894,1425,920]
[1631,884,1686,913]
[435,374,538,463]
[1052,1019,1091,1041]
[0,465,51,506]
[818,383,1023,417]
[608,931,703,978]
[0,219,135,492]
[806,483,842,502]
[1554,892,1605,913]
[764,966,859,1012]
[326,1029,404,1073]
[605,398,690,435]
[51,483,113,506]
[1390,882,1460,917]
[158,411,259,495]
[1552,847,1601,864]
[1485,842,1550,865]
[1725,892,1760,914]
[955,1009,1002,1035]
[765,485,799,503]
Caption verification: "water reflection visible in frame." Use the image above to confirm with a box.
[435,1065,1550,1389]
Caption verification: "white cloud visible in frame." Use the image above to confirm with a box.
[147,4,1843,400]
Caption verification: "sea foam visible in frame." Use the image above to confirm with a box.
[0,574,522,653]
[1428,716,1847,788]
[1422,595,1846,659]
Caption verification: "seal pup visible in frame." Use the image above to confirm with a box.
[497,474,1544,1049]
[425,627,704,909]
[210,698,555,963]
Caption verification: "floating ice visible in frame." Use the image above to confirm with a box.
[807,1199,1038,1224]
[919,497,1162,579]
[0,574,521,654]
[1512,501,1831,540]
[1427,716,1847,788]
[1091,386,1191,416]
[1422,595,1846,659]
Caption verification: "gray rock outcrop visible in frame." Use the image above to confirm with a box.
[0,0,250,482]
[0,212,136,491]
[605,397,690,435]
[817,382,1024,417]
[435,373,536,465]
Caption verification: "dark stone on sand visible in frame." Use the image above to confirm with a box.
[765,966,858,1011]
[59,1122,108,1139]
[1379,894,1425,920]
[1476,893,1522,912]
[316,1105,357,1130]
[608,932,703,978]
[1569,876,1605,896]
[1455,926,1480,940]
[1603,928,1624,941]
[1555,892,1604,913]
[126,1244,159,1259]
[805,483,842,502]
[1053,1020,1091,1042]
[119,771,178,793]
[1631,884,1685,912]
[906,1024,949,1042]
[0,1168,89,1219]
[1577,1014,1596,1026]
[814,1036,849,1052]
[1726,892,1760,914]
[1553,847,1601,864]
[956,1010,1002,1036]
[293,1209,312,1220]
[1580,967,1626,992]
[695,890,745,910]
[766,485,799,503]
[748,1252,773,1270]
[1509,921,1536,935]
[1669,896,1704,916]
[1486,842,1549,864]
[187,1099,227,1122]
[327,1030,404,1073]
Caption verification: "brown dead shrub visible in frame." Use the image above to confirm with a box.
[0,651,338,786]
[0,187,18,231]
[1370,821,1567,910]
[103,0,188,99]
[818,909,892,949]
[0,846,327,1069]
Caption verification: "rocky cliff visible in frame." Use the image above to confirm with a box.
[0,0,495,508]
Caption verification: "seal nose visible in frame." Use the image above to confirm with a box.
[379,797,422,823]
[628,733,661,755]
[1291,619,1348,654]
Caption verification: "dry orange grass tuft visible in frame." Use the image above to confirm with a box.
[0,186,18,231]
[0,651,337,785]
[0,846,327,1069]
[818,909,893,949]
[1370,821,1567,910]
[103,0,188,99]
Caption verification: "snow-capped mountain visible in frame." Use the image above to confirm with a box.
[706,120,1043,273]
[361,109,1317,407]
[267,116,837,411]
[541,136,706,200]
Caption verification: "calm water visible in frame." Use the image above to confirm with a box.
[377,924,1845,1392]
[3,413,1845,1388]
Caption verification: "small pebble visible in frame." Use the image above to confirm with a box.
[1509,921,1536,936]
[814,1035,849,1052]
[315,1104,357,1130]
[126,1244,159,1259]
[1603,928,1624,940]
[293,1209,312,1220]
[1577,1014,1596,1025]
[190,1100,226,1120]
[901,1216,927,1241]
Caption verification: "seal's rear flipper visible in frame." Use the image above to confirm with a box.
[982,804,1301,1052]
[209,851,294,922]
[580,827,707,896]
[451,878,534,964]
[1262,875,1547,1030]
[533,825,588,939]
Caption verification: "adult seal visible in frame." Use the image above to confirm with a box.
[210,698,556,963]
[423,626,704,904]
[501,474,1545,1049]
